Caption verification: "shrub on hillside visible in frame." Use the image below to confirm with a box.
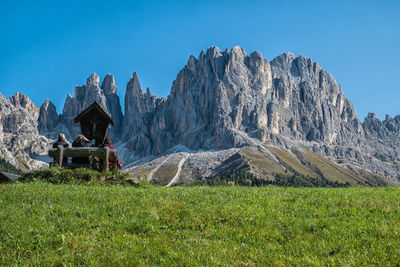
[20,167,130,185]
[193,171,351,187]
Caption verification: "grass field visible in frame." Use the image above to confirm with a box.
[1,184,400,266]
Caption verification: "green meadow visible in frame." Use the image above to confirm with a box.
[1,183,400,266]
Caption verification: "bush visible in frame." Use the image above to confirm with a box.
[193,171,351,187]
[238,178,252,186]
[20,167,130,185]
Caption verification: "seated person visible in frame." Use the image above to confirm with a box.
[71,135,91,164]
[52,133,70,165]
[100,137,122,169]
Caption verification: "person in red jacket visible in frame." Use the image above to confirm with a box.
[100,137,122,169]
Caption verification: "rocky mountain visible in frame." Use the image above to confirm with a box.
[2,45,400,185]
[9,92,40,119]
[121,46,400,182]
[121,46,400,185]
[146,47,363,152]
[0,93,48,171]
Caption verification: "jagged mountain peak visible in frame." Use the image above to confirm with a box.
[38,99,59,135]
[230,45,247,57]
[9,92,39,119]
[40,98,56,110]
[206,46,221,53]
[366,112,378,119]
[385,114,393,121]
[195,45,252,60]
[126,72,143,95]
[271,51,296,64]
[101,74,117,95]
[86,73,100,86]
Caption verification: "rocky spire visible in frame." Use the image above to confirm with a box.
[82,73,108,111]
[124,72,143,116]
[121,72,162,158]
[101,74,123,138]
[101,74,117,95]
[86,73,100,86]
[38,99,59,134]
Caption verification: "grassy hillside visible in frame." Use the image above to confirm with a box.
[239,146,396,187]
[1,184,400,265]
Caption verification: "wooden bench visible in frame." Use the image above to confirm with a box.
[48,146,117,171]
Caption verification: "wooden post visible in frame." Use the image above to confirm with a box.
[104,147,109,172]
[56,145,64,167]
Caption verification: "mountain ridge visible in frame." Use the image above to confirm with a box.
[1,46,399,184]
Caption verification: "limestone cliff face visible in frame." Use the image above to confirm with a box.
[0,93,48,170]
[361,113,400,174]
[134,46,363,156]
[268,52,364,145]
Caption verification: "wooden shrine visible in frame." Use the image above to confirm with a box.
[73,101,115,146]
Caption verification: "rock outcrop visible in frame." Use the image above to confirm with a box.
[9,92,40,119]
[360,113,400,176]
[0,93,48,170]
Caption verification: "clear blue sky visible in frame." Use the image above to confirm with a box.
[1,0,399,121]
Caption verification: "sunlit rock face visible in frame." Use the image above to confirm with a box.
[118,47,362,158]
[9,92,40,119]
[0,93,48,170]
